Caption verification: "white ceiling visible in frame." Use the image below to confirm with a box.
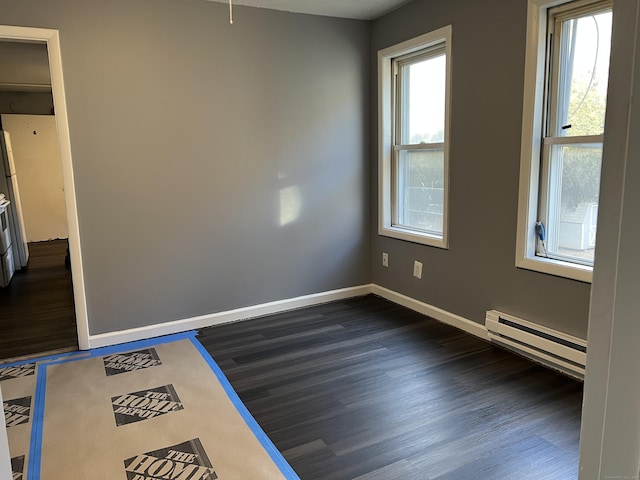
[207,0,414,20]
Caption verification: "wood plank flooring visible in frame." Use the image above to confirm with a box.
[198,295,583,480]
[0,239,77,360]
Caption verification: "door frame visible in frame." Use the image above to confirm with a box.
[0,25,89,350]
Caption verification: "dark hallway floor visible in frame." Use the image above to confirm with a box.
[0,239,77,361]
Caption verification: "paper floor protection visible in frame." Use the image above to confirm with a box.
[1,332,298,480]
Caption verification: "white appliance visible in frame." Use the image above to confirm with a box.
[0,130,28,269]
[0,195,15,287]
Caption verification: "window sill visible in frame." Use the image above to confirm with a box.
[379,225,448,249]
[516,255,592,283]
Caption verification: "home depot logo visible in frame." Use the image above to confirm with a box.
[112,384,184,426]
[124,439,217,480]
[0,363,35,382]
[103,348,162,376]
[11,455,24,480]
[3,396,31,427]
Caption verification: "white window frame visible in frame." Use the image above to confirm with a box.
[516,0,610,283]
[378,26,452,248]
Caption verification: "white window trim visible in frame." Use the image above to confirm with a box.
[516,0,606,283]
[378,25,452,248]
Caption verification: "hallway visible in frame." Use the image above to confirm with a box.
[0,239,77,360]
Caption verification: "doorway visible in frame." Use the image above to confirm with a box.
[0,26,88,357]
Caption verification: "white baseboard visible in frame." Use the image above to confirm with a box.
[88,283,488,349]
[87,284,374,349]
[371,285,489,341]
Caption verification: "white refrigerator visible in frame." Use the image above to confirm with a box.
[0,130,29,269]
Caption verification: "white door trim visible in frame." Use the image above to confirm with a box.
[0,25,89,350]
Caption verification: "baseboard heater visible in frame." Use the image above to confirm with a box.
[485,310,586,380]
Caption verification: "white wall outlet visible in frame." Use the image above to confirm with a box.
[413,261,423,279]
[382,252,389,267]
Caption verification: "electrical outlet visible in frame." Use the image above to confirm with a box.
[413,261,423,279]
[382,252,389,267]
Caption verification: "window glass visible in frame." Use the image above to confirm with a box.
[545,143,602,264]
[396,149,445,233]
[400,54,446,145]
[555,11,612,137]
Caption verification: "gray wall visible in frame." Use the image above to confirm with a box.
[1,0,371,335]
[371,0,592,338]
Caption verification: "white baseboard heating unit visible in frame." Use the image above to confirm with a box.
[485,310,586,380]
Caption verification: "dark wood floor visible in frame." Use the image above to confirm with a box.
[0,239,78,361]
[198,295,583,480]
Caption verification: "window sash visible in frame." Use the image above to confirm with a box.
[546,1,611,139]
[535,0,611,268]
[543,134,603,146]
[393,143,445,151]
[537,140,603,265]
[391,46,447,237]
[393,45,446,149]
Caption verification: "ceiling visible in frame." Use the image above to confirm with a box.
[206,0,414,20]
[0,41,51,92]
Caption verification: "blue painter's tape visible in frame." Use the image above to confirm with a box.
[81,330,198,359]
[43,331,199,367]
[0,331,198,370]
[189,336,301,480]
[0,350,87,369]
[27,363,48,480]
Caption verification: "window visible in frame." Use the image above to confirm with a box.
[378,26,452,248]
[516,0,612,282]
